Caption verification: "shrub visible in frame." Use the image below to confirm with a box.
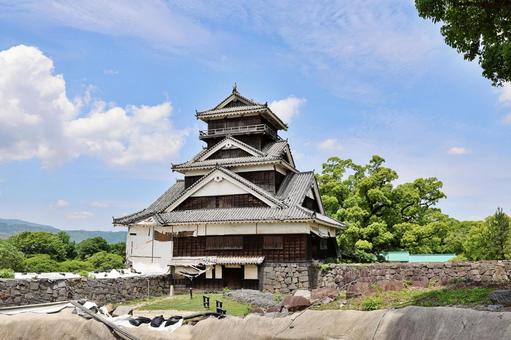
[78,270,91,278]
[86,251,124,271]
[0,268,15,279]
[361,296,383,311]
[77,237,109,260]
[9,232,67,260]
[60,259,93,273]
[23,254,62,272]
[109,242,126,257]
[0,240,25,271]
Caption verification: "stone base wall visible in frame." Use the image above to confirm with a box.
[0,275,171,307]
[260,262,312,294]
[317,261,511,297]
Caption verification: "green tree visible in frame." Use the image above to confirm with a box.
[23,254,62,272]
[86,251,124,271]
[416,0,511,85]
[9,232,67,260]
[77,237,109,259]
[485,207,510,259]
[57,231,77,259]
[317,155,450,261]
[109,242,126,258]
[0,240,25,271]
[60,259,93,273]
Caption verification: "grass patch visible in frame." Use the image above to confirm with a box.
[138,293,251,317]
[313,287,494,311]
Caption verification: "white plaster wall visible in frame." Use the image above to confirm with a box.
[127,225,173,273]
[244,265,258,279]
[192,178,247,196]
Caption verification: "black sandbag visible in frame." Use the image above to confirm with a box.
[128,318,141,327]
[165,316,183,327]
[150,315,165,328]
[136,316,152,324]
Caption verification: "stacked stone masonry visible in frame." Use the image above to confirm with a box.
[317,261,511,297]
[260,262,313,294]
[0,275,171,307]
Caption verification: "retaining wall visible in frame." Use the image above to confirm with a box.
[260,262,314,294]
[0,274,171,307]
[317,261,511,297]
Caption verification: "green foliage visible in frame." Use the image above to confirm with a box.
[109,242,126,257]
[361,296,383,311]
[462,208,511,260]
[77,237,109,259]
[416,0,511,86]
[78,270,91,278]
[23,254,62,272]
[342,287,493,311]
[318,155,453,261]
[86,251,124,271]
[59,259,93,273]
[9,232,67,260]
[0,240,25,271]
[57,231,77,259]
[0,268,15,279]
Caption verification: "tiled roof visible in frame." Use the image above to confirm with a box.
[113,180,186,225]
[113,168,343,228]
[197,99,288,130]
[187,136,264,163]
[172,139,293,171]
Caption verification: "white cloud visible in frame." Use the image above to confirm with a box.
[103,69,118,76]
[269,96,306,123]
[448,146,469,155]
[317,138,343,152]
[498,83,511,104]
[503,113,511,125]
[3,1,214,54]
[0,45,186,167]
[67,211,93,219]
[51,199,69,208]
[90,201,110,208]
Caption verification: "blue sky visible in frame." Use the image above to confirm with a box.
[0,1,510,230]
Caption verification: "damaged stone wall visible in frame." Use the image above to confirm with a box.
[260,262,313,294]
[0,274,171,307]
[317,261,511,297]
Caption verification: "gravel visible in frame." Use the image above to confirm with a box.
[224,289,280,308]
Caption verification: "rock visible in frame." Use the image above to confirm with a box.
[250,306,265,314]
[311,287,338,301]
[320,297,334,305]
[224,289,279,308]
[282,295,311,312]
[489,290,511,306]
[293,289,311,300]
[481,304,504,312]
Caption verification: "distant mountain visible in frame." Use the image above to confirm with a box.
[0,218,126,244]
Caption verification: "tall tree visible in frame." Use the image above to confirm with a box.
[317,155,450,261]
[486,207,511,259]
[416,0,511,85]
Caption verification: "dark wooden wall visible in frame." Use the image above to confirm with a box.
[207,148,251,160]
[174,194,267,210]
[184,170,286,193]
[173,234,312,262]
[174,234,307,262]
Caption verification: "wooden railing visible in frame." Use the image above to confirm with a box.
[199,124,277,139]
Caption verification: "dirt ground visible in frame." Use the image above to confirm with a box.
[1,306,511,340]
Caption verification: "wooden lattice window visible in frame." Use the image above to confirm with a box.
[206,236,243,250]
[263,235,283,250]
